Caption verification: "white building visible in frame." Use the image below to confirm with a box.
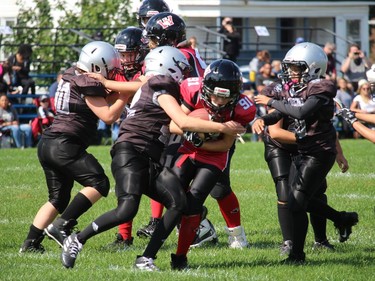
[1,0,373,65]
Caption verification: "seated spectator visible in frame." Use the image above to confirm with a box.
[0,62,10,94]
[350,79,375,138]
[335,78,354,138]
[341,43,372,92]
[37,95,55,128]
[0,94,33,148]
[6,44,35,96]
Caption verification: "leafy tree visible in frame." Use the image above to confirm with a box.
[5,0,136,78]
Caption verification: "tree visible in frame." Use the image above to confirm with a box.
[6,0,136,77]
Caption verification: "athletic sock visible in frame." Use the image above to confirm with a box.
[151,199,164,218]
[176,214,201,256]
[60,192,92,222]
[217,191,241,227]
[118,221,133,240]
[26,224,44,240]
[278,203,293,241]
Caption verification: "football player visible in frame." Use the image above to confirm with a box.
[60,46,246,270]
[259,60,350,254]
[168,59,256,270]
[253,42,359,263]
[19,41,130,253]
[136,0,170,29]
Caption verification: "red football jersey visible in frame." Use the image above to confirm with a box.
[178,77,256,170]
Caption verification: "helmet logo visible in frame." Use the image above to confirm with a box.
[213,87,230,98]
[157,15,174,29]
[146,10,159,17]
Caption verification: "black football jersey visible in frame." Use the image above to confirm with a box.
[116,75,181,162]
[44,67,107,146]
[263,79,337,154]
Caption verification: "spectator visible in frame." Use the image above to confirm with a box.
[271,59,282,77]
[323,42,337,82]
[255,62,278,94]
[335,78,354,138]
[249,50,271,83]
[37,95,55,128]
[0,62,10,94]
[6,44,35,95]
[0,94,33,148]
[349,79,375,138]
[219,17,241,62]
[48,71,63,98]
[341,43,372,92]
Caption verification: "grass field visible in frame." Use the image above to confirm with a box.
[0,137,374,281]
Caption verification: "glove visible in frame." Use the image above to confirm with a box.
[337,108,357,125]
[183,131,203,147]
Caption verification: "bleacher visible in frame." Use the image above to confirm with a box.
[7,73,56,124]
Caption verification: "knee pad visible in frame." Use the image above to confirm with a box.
[115,194,141,222]
[275,176,290,203]
[210,181,232,200]
[93,175,110,197]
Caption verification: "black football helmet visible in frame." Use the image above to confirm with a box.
[144,12,186,47]
[114,27,148,78]
[201,59,243,113]
[137,0,170,28]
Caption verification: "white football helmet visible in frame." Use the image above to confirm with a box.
[76,41,121,79]
[144,46,191,83]
[280,42,327,87]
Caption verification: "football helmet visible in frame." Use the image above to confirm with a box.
[76,41,121,79]
[114,27,148,75]
[201,59,243,113]
[279,42,327,89]
[144,12,186,47]
[144,46,190,83]
[137,0,170,28]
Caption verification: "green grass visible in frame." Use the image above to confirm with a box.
[1,137,374,281]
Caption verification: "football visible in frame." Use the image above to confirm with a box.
[188,108,211,121]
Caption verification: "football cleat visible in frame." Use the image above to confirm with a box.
[225,225,249,249]
[170,253,188,271]
[282,252,306,265]
[134,255,159,271]
[61,233,83,269]
[312,240,335,251]
[334,212,359,242]
[136,217,161,238]
[190,218,218,248]
[102,233,133,251]
[45,218,77,248]
[280,240,293,256]
[19,236,45,254]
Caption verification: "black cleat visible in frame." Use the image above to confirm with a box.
[136,217,161,238]
[313,240,335,251]
[170,253,188,271]
[102,233,133,251]
[61,233,83,269]
[334,212,359,242]
[45,218,77,248]
[19,236,45,254]
[282,252,306,265]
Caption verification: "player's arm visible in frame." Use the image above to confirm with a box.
[86,72,146,95]
[159,94,246,136]
[355,112,375,124]
[267,108,296,144]
[352,122,375,143]
[85,94,128,125]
